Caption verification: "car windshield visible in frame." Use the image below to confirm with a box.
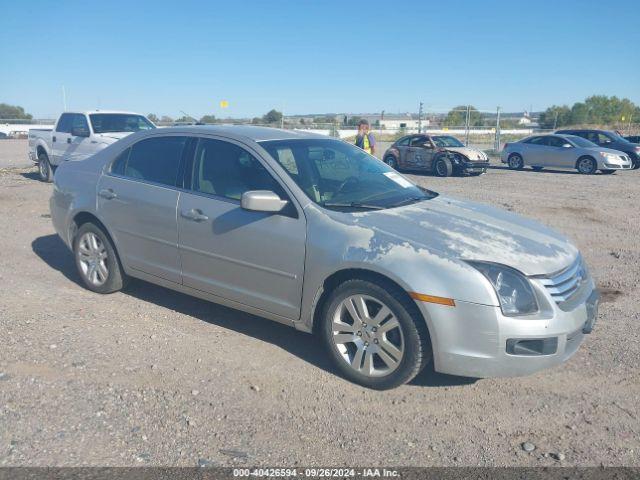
[260,138,437,210]
[89,114,155,134]
[567,136,597,148]
[432,135,465,147]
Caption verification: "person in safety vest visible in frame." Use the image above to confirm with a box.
[355,119,376,155]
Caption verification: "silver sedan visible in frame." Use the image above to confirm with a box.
[50,126,598,389]
[501,134,632,174]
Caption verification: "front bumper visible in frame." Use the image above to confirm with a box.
[416,281,598,378]
[458,161,490,173]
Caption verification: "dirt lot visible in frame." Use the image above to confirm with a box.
[0,140,639,467]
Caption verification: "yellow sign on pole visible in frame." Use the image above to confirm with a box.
[220,100,229,109]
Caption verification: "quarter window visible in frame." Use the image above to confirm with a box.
[123,136,187,186]
[191,139,284,201]
[56,114,73,133]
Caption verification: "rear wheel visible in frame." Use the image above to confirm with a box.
[507,153,524,170]
[433,156,453,177]
[38,152,53,182]
[384,155,399,170]
[576,156,597,175]
[321,279,431,390]
[73,223,128,294]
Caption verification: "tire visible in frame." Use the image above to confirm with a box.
[531,166,543,171]
[38,152,53,182]
[576,156,597,175]
[73,222,128,294]
[384,155,399,170]
[433,156,453,177]
[320,279,431,390]
[600,170,616,175]
[507,153,524,170]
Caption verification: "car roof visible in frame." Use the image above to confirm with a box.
[147,125,328,142]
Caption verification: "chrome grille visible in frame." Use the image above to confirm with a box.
[537,257,586,303]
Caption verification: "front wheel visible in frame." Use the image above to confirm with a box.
[384,155,399,170]
[576,157,597,174]
[321,279,431,390]
[38,152,53,182]
[433,156,453,177]
[73,223,128,294]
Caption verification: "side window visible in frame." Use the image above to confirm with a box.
[410,136,428,146]
[584,132,599,143]
[125,136,186,186]
[547,136,565,147]
[191,139,284,201]
[71,114,90,136]
[56,114,73,133]
[597,133,613,144]
[110,148,130,175]
[525,136,545,145]
[396,137,411,146]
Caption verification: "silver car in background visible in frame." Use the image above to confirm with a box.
[50,126,599,389]
[501,134,632,174]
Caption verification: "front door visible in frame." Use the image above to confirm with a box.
[405,135,435,169]
[65,114,94,162]
[177,137,306,320]
[97,135,187,283]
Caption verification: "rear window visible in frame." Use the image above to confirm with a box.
[119,136,187,186]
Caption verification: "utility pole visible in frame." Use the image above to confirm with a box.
[465,105,471,146]
[553,110,559,130]
[495,106,501,152]
[417,102,423,134]
[62,86,67,112]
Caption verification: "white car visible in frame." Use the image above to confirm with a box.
[29,111,155,182]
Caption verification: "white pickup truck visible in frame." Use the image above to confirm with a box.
[29,111,155,181]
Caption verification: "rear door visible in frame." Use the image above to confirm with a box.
[97,135,188,283]
[51,113,73,164]
[177,137,306,320]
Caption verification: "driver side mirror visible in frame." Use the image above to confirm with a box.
[71,126,90,137]
[241,190,288,213]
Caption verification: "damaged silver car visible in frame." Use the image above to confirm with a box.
[50,126,599,389]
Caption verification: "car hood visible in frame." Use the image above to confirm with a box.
[444,146,488,161]
[94,132,135,143]
[349,195,577,276]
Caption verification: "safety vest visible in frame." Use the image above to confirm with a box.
[357,133,372,154]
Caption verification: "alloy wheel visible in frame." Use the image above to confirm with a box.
[77,232,109,286]
[577,157,595,174]
[331,294,404,377]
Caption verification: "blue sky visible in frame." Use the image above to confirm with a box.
[1,0,638,118]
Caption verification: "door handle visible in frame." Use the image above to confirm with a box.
[67,138,72,144]
[52,136,56,143]
[181,209,209,222]
[98,188,117,200]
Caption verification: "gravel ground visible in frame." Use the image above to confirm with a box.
[0,140,31,169]
[0,142,639,467]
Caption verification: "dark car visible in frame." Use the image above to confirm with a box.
[383,134,489,177]
[556,129,640,169]
[624,135,640,144]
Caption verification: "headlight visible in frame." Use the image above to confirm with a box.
[599,152,617,159]
[466,261,539,316]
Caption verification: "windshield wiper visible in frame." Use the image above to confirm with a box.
[389,196,428,208]
[322,201,384,210]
